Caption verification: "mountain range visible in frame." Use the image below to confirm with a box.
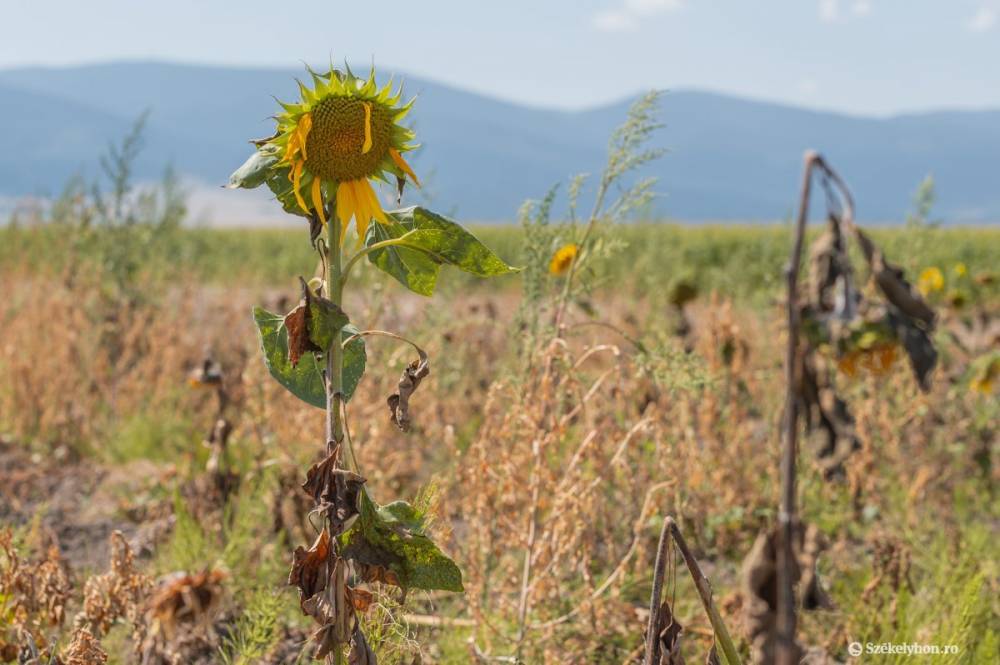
[2,61,999,224]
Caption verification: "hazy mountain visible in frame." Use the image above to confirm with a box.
[2,61,999,223]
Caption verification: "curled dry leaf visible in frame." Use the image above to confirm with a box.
[348,586,374,613]
[387,350,430,432]
[285,277,350,367]
[310,558,355,659]
[704,645,721,665]
[289,529,332,615]
[652,599,685,665]
[356,563,401,588]
[147,569,226,641]
[349,625,377,665]
[741,522,831,665]
[302,452,366,535]
[799,353,860,479]
[285,302,320,368]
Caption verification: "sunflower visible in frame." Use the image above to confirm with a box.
[549,243,579,276]
[917,266,944,295]
[264,65,419,242]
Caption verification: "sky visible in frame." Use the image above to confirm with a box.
[1,0,999,116]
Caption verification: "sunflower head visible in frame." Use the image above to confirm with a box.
[261,65,419,242]
[917,266,944,295]
[549,243,579,276]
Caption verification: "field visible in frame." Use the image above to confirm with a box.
[1,205,998,664]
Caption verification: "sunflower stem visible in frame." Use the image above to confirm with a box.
[326,215,345,458]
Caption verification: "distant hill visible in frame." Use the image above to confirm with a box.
[2,61,999,223]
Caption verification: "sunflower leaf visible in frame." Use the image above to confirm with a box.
[340,490,464,593]
[364,206,518,296]
[253,307,366,408]
[227,149,279,190]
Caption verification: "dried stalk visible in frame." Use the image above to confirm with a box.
[645,517,742,665]
[777,151,855,665]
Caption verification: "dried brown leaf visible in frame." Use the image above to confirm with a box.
[148,569,226,640]
[349,626,377,665]
[741,522,830,664]
[653,599,685,665]
[348,586,374,613]
[284,303,320,368]
[301,453,366,535]
[387,351,430,432]
[288,529,331,615]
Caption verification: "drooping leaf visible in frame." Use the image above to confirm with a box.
[253,307,366,408]
[227,149,279,190]
[387,350,429,432]
[284,304,320,367]
[365,206,518,296]
[341,490,463,593]
[305,288,350,352]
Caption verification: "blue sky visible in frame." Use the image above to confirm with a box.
[1,0,998,116]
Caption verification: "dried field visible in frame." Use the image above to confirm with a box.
[1,221,997,664]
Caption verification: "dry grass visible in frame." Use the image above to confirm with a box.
[0,224,997,664]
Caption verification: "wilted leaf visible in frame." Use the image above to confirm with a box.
[347,587,373,613]
[741,522,830,665]
[309,557,353,659]
[227,148,279,190]
[387,351,429,432]
[651,599,685,665]
[887,310,937,391]
[348,626,376,665]
[253,307,367,408]
[341,490,463,592]
[148,569,226,640]
[284,278,350,367]
[365,206,518,296]
[284,304,320,368]
[302,453,366,535]
[289,530,331,615]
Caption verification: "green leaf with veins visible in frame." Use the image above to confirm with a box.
[365,206,518,296]
[227,149,279,190]
[253,307,365,408]
[341,489,464,593]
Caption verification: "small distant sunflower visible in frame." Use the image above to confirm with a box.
[837,344,898,378]
[264,65,419,242]
[969,353,999,395]
[917,267,944,295]
[549,243,579,276]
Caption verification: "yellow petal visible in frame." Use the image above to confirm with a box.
[389,149,420,187]
[336,180,355,230]
[291,162,309,215]
[363,180,389,225]
[362,102,373,154]
[311,177,326,225]
[353,180,371,240]
[298,113,312,160]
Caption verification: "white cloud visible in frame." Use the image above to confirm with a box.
[592,0,683,32]
[966,6,997,32]
[592,10,638,32]
[852,0,872,17]
[625,0,684,15]
[819,0,840,22]
[819,0,872,23]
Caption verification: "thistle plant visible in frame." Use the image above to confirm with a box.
[228,64,516,663]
